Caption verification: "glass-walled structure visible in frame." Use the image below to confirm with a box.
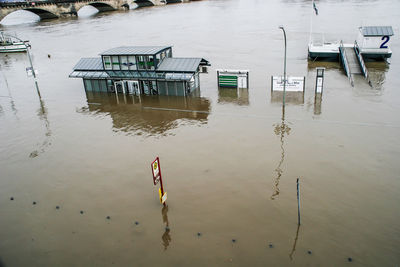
[70,46,209,97]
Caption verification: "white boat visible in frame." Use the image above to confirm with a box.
[0,32,30,53]
[308,34,340,60]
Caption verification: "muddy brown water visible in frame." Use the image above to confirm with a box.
[1,0,400,266]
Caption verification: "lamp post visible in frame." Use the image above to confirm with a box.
[3,33,41,98]
[279,26,287,109]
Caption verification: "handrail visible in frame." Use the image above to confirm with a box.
[339,41,354,87]
[354,40,369,80]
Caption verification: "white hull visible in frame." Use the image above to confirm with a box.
[0,43,27,53]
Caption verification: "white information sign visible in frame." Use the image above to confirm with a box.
[272,76,305,92]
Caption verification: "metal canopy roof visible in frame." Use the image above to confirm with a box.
[101,46,171,56]
[69,70,193,81]
[73,58,103,71]
[157,58,203,72]
[361,26,394,36]
[69,71,109,79]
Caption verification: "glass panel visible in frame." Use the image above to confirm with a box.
[99,80,107,92]
[142,81,150,95]
[120,56,128,70]
[103,56,112,70]
[147,56,155,70]
[128,56,137,70]
[112,56,120,70]
[107,80,113,92]
[167,82,176,96]
[176,82,184,96]
[92,80,100,92]
[158,81,167,95]
[151,81,158,95]
[84,79,92,91]
[137,56,146,70]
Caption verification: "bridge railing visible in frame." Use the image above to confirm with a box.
[0,0,112,8]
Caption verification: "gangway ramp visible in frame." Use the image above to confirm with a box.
[339,41,370,86]
[345,47,362,74]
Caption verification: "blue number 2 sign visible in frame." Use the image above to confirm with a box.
[380,36,390,49]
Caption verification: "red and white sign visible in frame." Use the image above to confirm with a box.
[151,157,161,185]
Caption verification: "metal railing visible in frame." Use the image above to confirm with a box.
[354,40,369,80]
[339,40,354,87]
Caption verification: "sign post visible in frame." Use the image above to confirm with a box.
[151,157,167,206]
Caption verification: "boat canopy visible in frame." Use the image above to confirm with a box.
[361,26,394,37]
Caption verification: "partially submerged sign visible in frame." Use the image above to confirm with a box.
[217,69,249,89]
[151,157,161,185]
[271,76,305,92]
[151,156,167,206]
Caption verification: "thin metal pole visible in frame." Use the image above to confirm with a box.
[279,26,287,109]
[26,46,41,98]
[297,178,301,225]
[3,32,41,98]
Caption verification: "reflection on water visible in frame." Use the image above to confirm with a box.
[289,224,301,261]
[314,93,322,115]
[308,60,389,92]
[271,91,304,105]
[307,60,341,71]
[29,96,51,158]
[218,87,249,106]
[271,109,291,200]
[161,205,171,250]
[366,62,389,92]
[78,92,210,137]
[0,70,18,118]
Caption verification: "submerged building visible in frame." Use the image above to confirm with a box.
[69,46,209,96]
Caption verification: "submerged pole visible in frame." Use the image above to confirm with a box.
[4,33,41,98]
[279,26,287,109]
[297,178,301,225]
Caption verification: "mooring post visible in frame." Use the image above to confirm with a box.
[297,178,301,225]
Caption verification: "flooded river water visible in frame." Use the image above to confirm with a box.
[1,0,400,266]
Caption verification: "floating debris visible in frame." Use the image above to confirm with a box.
[348,257,353,262]
[269,243,274,248]
[197,232,202,237]
[307,250,312,255]
[80,211,84,214]
[32,201,37,205]
[56,206,60,210]
[165,227,170,231]
[134,221,139,225]
[10,197,14,201]
[106,216,111,220]
[232,239,236,243]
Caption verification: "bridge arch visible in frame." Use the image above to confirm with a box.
[86,2,116,12]
[22,8,59,20]
[134,0,155,7]
[0,7,57,22]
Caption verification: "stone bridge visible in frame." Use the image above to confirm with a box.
[0,0,178,21]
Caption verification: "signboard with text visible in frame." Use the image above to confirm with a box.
[151,157,161,185]
[271,76,305,92]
